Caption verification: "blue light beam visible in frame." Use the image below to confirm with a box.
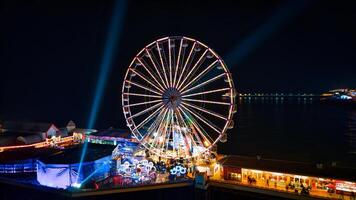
[88,0,127,129]
[78,0,127,179]
[225,0,309,66]
[80,162,109,186]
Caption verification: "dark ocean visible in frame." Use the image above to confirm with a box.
[218,97,356,167]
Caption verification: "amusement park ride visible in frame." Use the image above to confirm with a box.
[100,36,238,187]
[0,36,237,190]
[122,36,237,160]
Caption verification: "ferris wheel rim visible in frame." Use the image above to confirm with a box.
[122,36,236,159]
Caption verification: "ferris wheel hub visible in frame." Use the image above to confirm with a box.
[162,87,182,109]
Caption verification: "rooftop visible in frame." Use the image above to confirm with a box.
[90,129,132,139]
[38,143,114,164]
[1,121,55,133]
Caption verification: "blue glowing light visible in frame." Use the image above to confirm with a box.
[340,95,352,100]
[72,182,82,188]
[87,0,127,129]
[78,0,127,179]
[225,0,309,66]
[80,162,109,185]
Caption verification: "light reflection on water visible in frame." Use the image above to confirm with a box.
[219,97,356,166]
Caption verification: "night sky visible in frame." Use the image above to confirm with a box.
[0,0,355,128]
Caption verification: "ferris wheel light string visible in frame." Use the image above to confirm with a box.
[181,87,231,98]
[156,42,170,88]
[179,59,219,92]
[128,102,163,119]
[177,50,198,91]
[177,49,208,91]
[151,108,169,150]
[175,42,196,89]
[125,80,162,95]
[131,104,164,131]
[125,99,162,108]
[164,110,173,152]
[159,109,170,151]
[180,58,218,91]
[182,98,231,106]
[135,58,166,91]
[152,108,169,150]
[180,73,225,95]
[168,38,173,88]
[181,101,228,120]
[175,40,187,88]
[173,39,183,88]
[169,110,177,154]
[147,107,167,137]
[173,111,192,156]
[123,92,161,98]
[141,107,166,145]
[148,108,167,145]
[178,107,211,145]
[175,108,197,148]
[178,108,204,145]
[144,49,168,89]
[180,104,222,136]
[129,68,164,93]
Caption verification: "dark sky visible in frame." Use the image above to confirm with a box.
[0,0,355,128]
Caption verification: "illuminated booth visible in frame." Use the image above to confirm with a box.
[36,144,113,189]
[218,155,356,195]
[37,156,111,189]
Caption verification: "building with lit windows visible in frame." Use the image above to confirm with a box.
[218,155,356,196]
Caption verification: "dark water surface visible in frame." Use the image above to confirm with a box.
[219,97,356,166]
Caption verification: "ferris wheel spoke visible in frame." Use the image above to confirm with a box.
[177,49,208,91]
[125,80,162,96]
[181,73,225,95]
[181,104,222,135]
[163,109,172,152]
[150,109,168,150]
[168,38,173,88]
[182,98,231,106]
[136,57,166,91]
[132,104,165,131]
[178,107,208,145]
[174,111,193,156]
[173,39,183,88]
[179,59,219,92]
[176,42,196,90]
[125,99,162,108]
[130,68,164,93]
[128,102,163,119]
[182,88,231,98]
[182,101,228,120]
[142,113,161,143]
[123,92,162,99]
[142,107,167,144]
[168,110,175,152]
[156,43,170,88]
[145,49,168,89]
[178,107,211,146]
[175,109,198,149]
[154,108,170,151]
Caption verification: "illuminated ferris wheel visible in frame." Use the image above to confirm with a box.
[122,36,236,159]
